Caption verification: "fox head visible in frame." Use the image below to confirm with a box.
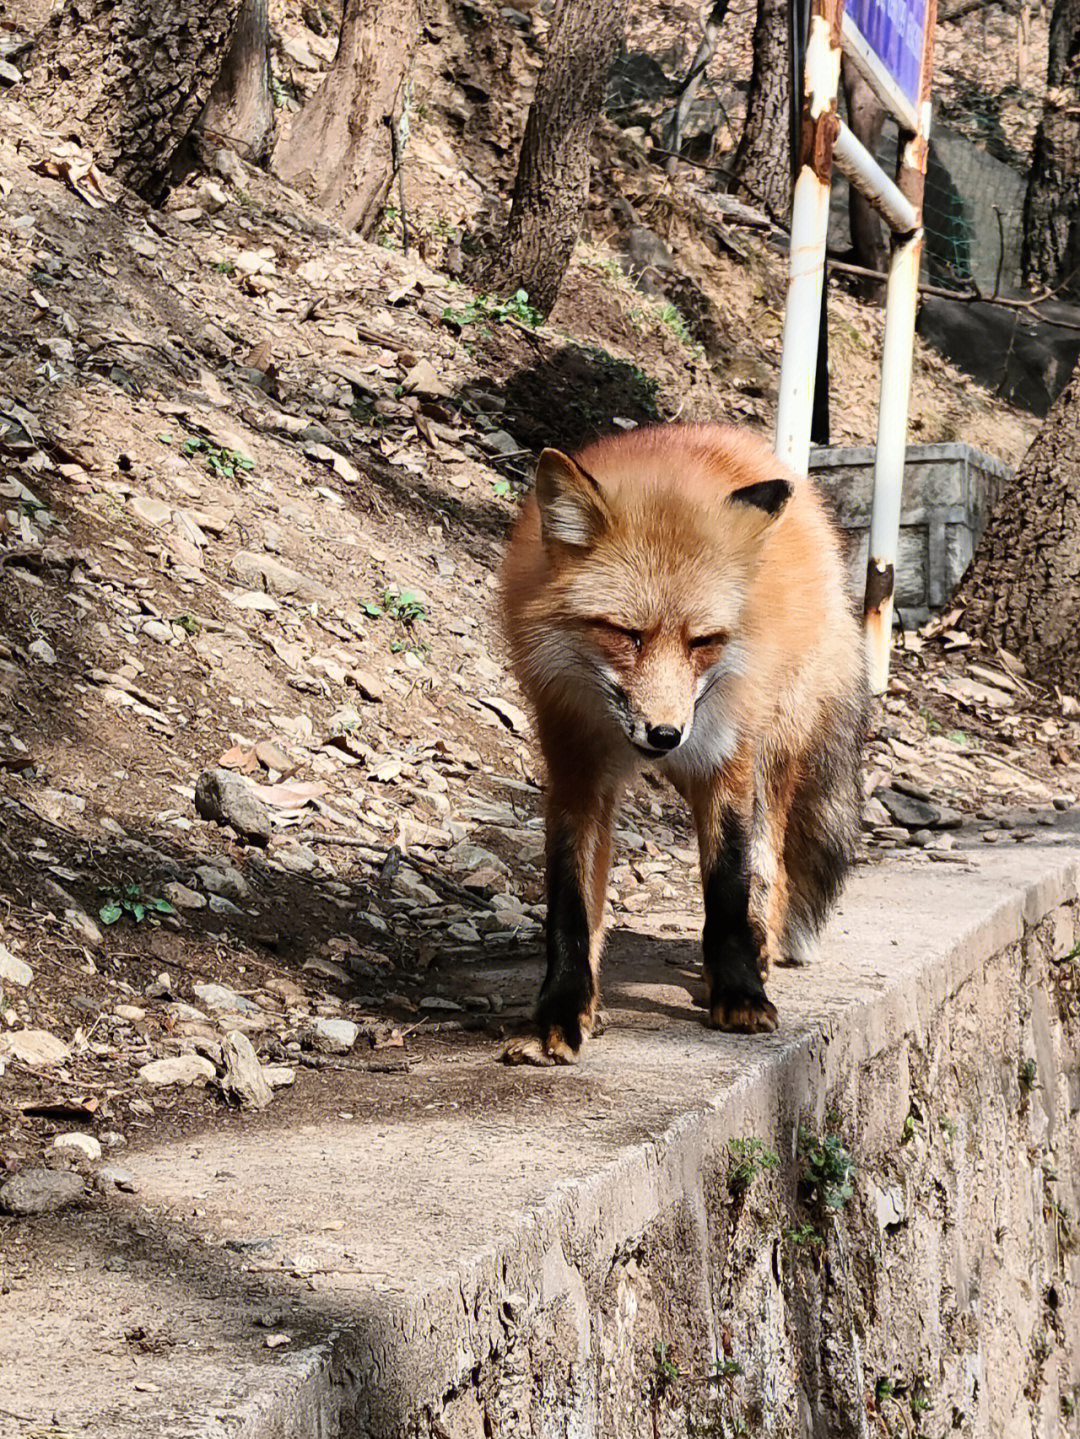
[524,444,793,766]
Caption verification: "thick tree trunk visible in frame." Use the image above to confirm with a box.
[22,0,245,198]
[1022,0,1080,298]
[841,55,887,301]
[731,0,790,221]
[959,359,1080,687]
[199,0,274,163]
[485,0,629,319]
[663,0,730,176]
[272,0,419,237]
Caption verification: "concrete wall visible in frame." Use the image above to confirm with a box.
[415,885,1080,1439]
[809,442,1013,621]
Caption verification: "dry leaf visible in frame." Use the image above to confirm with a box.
[31,153,115,208]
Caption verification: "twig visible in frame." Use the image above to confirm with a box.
[826,256,1080,329]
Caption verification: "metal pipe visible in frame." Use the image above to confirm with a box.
[864,222,924,693]
[775,0,842,475]
[833,120,919,234]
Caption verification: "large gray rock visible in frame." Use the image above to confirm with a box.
[195,769,271,845]
[221,1030,273,1110]
[0,1169,83,1215]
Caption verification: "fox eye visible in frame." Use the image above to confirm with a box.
[593,621,643,650]
[689,631,727,651]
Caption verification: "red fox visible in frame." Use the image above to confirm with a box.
[500,423,866,1065]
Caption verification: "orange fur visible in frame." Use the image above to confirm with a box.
[500,424,866,1064]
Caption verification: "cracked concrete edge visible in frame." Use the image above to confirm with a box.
[203,847,1080,1438]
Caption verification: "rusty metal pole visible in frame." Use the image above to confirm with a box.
[863,0,938,694]
[774,0,843,475]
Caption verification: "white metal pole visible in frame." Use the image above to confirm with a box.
[774,3,842,476]
[864,222,923,693]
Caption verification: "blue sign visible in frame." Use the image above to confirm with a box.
[845,0,927,108]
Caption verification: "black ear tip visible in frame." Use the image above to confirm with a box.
[731,477,793,515]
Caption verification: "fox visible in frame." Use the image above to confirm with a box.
[499,422,867,1066]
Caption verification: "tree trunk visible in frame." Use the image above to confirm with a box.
[272,0,420,237]
[1022,0,1080,298]
[841,55,887,301]
[959,359,1080,688]
[663,0,730,176]
[731,0,790,221]
[198,0,274,163]
[22,0,245,198]
[485,0,629,319]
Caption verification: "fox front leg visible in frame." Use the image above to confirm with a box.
[700,808,778,1034]
[503,799,612,1066]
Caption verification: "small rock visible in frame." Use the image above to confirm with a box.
[477,429,522,458]
[401,357,452,399]
[0,1168,83,1215]
[1053,794,1076,812]
[262,1065,296,1088]
[195,768,271,845]
[213,147,246,186]
[193,982,259,1015]
[0,941,32,987]
[306,1017,358,1054]
[138,1054,216,1087]
[273,842,320,876]
[161,880,207,910]
[195,862,251,902]
[0,1028,71,1068]
[875,787,941,830]
[51,1132,102,1162]
[861,796,891,829]
[130,495,172,528]
[420,996,463,1011]
[230,550,332,604]
[221,1029,273,1110]
[145,971,173,999]
[114,1004,146,1022]
[93,1164,138,1193]
[27,637,57,665]
[208,894,245,916]
[143,619,175,643]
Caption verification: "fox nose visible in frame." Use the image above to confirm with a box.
[645,724,682,752]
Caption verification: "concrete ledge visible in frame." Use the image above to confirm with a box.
[2,845,1079,1437]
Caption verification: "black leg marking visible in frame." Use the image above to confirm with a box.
[703,811,777,1033]
[535,826,595,1052]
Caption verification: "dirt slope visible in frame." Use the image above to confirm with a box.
[0,24,1073,1189]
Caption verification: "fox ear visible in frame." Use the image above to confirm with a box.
[729,478,793,517]
[535,448,610,549]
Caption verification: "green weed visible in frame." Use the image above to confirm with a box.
[98,881,176,927]
[181,436,254,480]
[728,1137,779,1198]
[798,1127,856,1211]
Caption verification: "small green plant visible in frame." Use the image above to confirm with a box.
[214,260,236,275]
[656,301,694,346]
[172,613,201,636]
[1062,1392,1076,1417]
[938,1115,958,1141]
[182,436,254,480]
[442,289,543,331]
[1019,1057,1038,1094]
[98,881,176,926]
[874,1376,894,1404]
[910,1376,931,1417]
[714,1358,742,1379]
[783,1222,823,1248]
[365,589,427,625]
[1032,1330,1052,1365]
[900,1110,919,1144]
[390,636,431,658]
[270,74,298,109]
[654,1338,679,1395]
[798,1127,856,1212]
[728,1137,780,1198]
[492,478,512,499]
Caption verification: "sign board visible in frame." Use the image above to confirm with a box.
[841,0,931,132]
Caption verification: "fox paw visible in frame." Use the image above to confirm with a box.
[501,1025,582,1067]
[708,993,778,1034]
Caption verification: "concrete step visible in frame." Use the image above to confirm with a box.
[2,843,1079,1438]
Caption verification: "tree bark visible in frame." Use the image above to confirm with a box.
[1022,0,1080,298]
[959,359,1080,688]
[485,0,629,319]
[22,0,245,198]
[272,0,420,237]
[663,0,730,176]
[199,0,274,163]
[731,0,790,221]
